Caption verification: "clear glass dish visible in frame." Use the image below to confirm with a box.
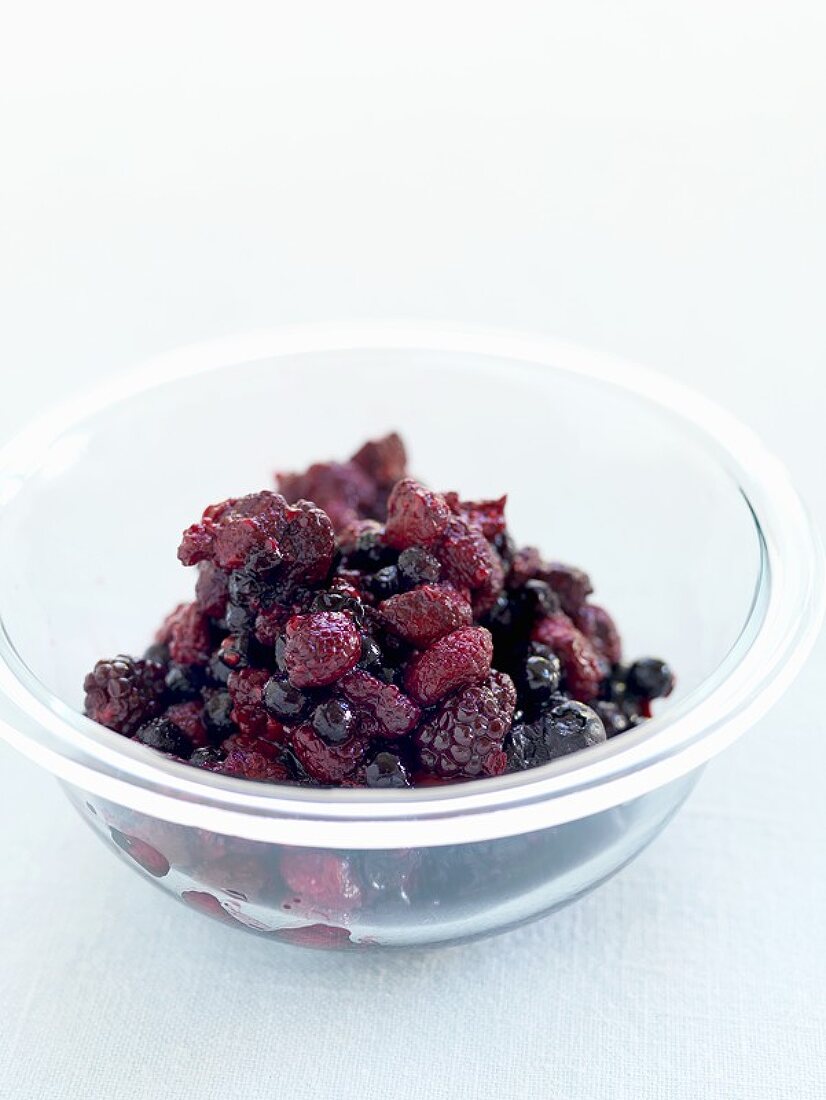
[0,324,822,949]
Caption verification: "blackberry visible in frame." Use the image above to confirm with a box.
[134,717,192,756]
[263,676,311,721]
[626,658,675,700]
[83,656,166,736]
[203,690,235,736]
[397,546,441,588]
[312,698,357,743]
[365,751,411,788]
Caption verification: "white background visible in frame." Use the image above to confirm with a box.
[1,2,825,1098]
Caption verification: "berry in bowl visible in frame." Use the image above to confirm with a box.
[0,326,821,949]
[83,431,676,790]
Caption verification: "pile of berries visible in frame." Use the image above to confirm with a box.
[83,434,674,788]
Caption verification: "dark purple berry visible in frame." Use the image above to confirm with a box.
[144,642,170,665]
[204,690,235,735]
[364,565,400,600]
[626,659,675,700]
[134,717,192,756]
[190,745,227,767]
[312,698,357,743]
[165,663,204,700]
[274,633,288,673]
[397,546,441,588]
[263,676,311,721]
[365,751,411,788]
[311,590,365,624]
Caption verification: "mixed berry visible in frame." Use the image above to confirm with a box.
[83,434,674,788]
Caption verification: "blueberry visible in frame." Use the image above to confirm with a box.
[190,745,226,767]
[204,691,234,735]
[364,565,400,600]
[206,651,232,686]
[524,653,562,699]
[397,546,441,588]
[312,698,357,743]
[365,751,411,788]
[626,658,675,700]
[134,717,191,756]
[144,642,170,665]
[165,663,203,700]
[224,602,254,633]
[542,701,606,757]
[311,591,365,624]
[274,634,288,673]
[346,529,395,571]
[263,676,310,721]
[593,701,632,738]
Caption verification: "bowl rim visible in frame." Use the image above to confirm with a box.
[0,322,822,848]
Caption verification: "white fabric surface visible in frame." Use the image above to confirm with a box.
[1,2,826,1096]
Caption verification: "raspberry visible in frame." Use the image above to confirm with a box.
[575,603,622,666]
[289,723,366,784]
[540,563,593,617]
[178,491,334,583]
[350,431,407,488]
[165,700,209,748]
[488,667,517,716]
[218,748,290,781]
[157,603,212,667]
[379,584,472,648]
[435,515,501,597]
[403,626,493,706]
[280,849,363,912]
[284,611,362,688]
[195,561,229,618]
[277,460,376,533]
[110,828,170,877]
[444,493,508,539]
[253,605,288,646]
[83,656,166,736]
[385,479,451,550]
[506,546,543,589]
[414,674,515,779]
[340,669,421,737]
[531,613,603,701]
[227,668,287,741]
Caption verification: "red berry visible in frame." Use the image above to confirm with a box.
[339,669,421,738]
[277,460,376,533]
[435,515,500,593]
[181,891,242,926]
[414,673,515,779]
[165,700,209,748]
[271,924,353,949]
[253,605,288,647]
[444,493,508,539]
[194,561,229,618]
[403,626,493,706]
[289,723,366,784]
[575,603,622,666]
[350,431,407,488]
[110,828,170,877]
[178,491,334,583]
[378,584,472,648]
[157,602,212,667]
[280,849,363,911]
[506,546,544,589]
[532,612,603,701]
[284,611,361,688]
[384,479,451,550]
[218,747,290,781]
[540,563,593,616]
[83,656,166,736]
[227,668,288,741]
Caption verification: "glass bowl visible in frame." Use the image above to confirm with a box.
[0,324,822,950]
